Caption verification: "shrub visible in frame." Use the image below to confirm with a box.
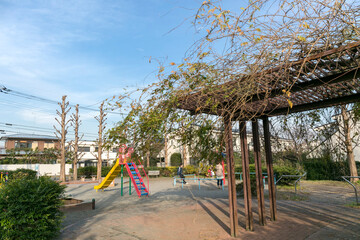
[0,177,65,239]
[303,156,349,180]
[5,169,37,181]
[235,163,300,185]
[101,166,113,177]
[162,167,178,177]
[76,165,138,178]
[78,166,96,178]
[184,165,197,175]
[170,153,182,166]
[273,165,302,185]
[236,179,258,196]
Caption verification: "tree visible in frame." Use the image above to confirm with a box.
[70,104,84,181]
[107,0,360,172]
[170,153,182,166]
[93,102,107,181]
[54,95,71,182]
[278,104,360,181]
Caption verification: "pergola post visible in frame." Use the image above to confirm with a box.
[252,119,266,226]
[239,121,254,231]
[262,116,277,221]
[223,115,238,237]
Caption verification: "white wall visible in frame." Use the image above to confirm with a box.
[0,164,72,176]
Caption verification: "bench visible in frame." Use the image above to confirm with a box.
[148,170,160,177]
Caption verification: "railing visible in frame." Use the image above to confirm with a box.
[173,176,225,191]
[134,158,149,194]
[341,176,359,205]
[125,163,140,197]
[275,172,307,194]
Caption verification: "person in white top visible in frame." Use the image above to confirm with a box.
[215,162,223,188]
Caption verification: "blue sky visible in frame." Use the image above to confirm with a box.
[0,0,205,142]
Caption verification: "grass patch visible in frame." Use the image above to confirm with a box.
[345,202,360,209]
[276,185,305,191]
[302,180,348,187]
[276,191,309,201]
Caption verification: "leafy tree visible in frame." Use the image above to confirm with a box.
[106,0,360,175]
[170,153,182,166]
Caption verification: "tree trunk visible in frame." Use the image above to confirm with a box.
[73,104,80,181]
[164,134,168,167]
[97,142,102,181]
[182,144,187,167]
[341,105,359,182]
[146,150,150,167]
[95,102,107,181]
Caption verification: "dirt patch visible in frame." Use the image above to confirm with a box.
[59,178,360,240]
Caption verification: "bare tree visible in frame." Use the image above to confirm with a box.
[54,95,71,182]
[93,102,107,181]
[70,104,84,181]
[340,105,359,181]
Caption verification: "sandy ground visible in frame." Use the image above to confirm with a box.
[58,178,360,240]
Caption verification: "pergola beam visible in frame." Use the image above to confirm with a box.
[265,92,360,117]
[232,67,360,107]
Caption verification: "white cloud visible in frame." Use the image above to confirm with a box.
[0,0,137,105]
[17,109,56,126]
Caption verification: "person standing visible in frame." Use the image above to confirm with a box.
[215,162,223,189]
[177,164,187,184]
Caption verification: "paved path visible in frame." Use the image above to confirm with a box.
[59,178,360,240]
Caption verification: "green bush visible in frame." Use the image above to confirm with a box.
[235,163,300,185]
[76,166,124,178]
[4,169,37,181]
[0,177,65,239]
[78,166,96,178]
[101,166,113,177]
[170,153,182,166]
[236,179,258,196]
[184,165,197,175]
[303,156,349,180]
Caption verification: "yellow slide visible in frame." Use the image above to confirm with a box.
[94,160,121,191]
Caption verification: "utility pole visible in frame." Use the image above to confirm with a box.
[54,95,71,182]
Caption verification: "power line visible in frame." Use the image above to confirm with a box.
[0,122,99,137]
[0,85,127,116]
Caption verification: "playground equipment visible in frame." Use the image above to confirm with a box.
[174,176,225,190]
[275,172,307,194]
[0,172,9,188]
[94,145,149,197]
[341,176,359,205]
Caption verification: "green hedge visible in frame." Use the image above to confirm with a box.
[235,163,301,185]
[1,169,37,181]
[73,166,118,178]
[170,153,182,166]
[236,179,258,196]
[0,177,65,239]
[303,157,349,180]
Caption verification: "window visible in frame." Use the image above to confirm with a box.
[112,148,118,153]
[95,147,99,152]
[44,141,54,149]
[78,147,90,152]
[15,140,32,149]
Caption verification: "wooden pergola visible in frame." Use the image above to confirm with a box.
[176,41,360,237]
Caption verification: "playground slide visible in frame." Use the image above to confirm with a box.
[94,160,121,191]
